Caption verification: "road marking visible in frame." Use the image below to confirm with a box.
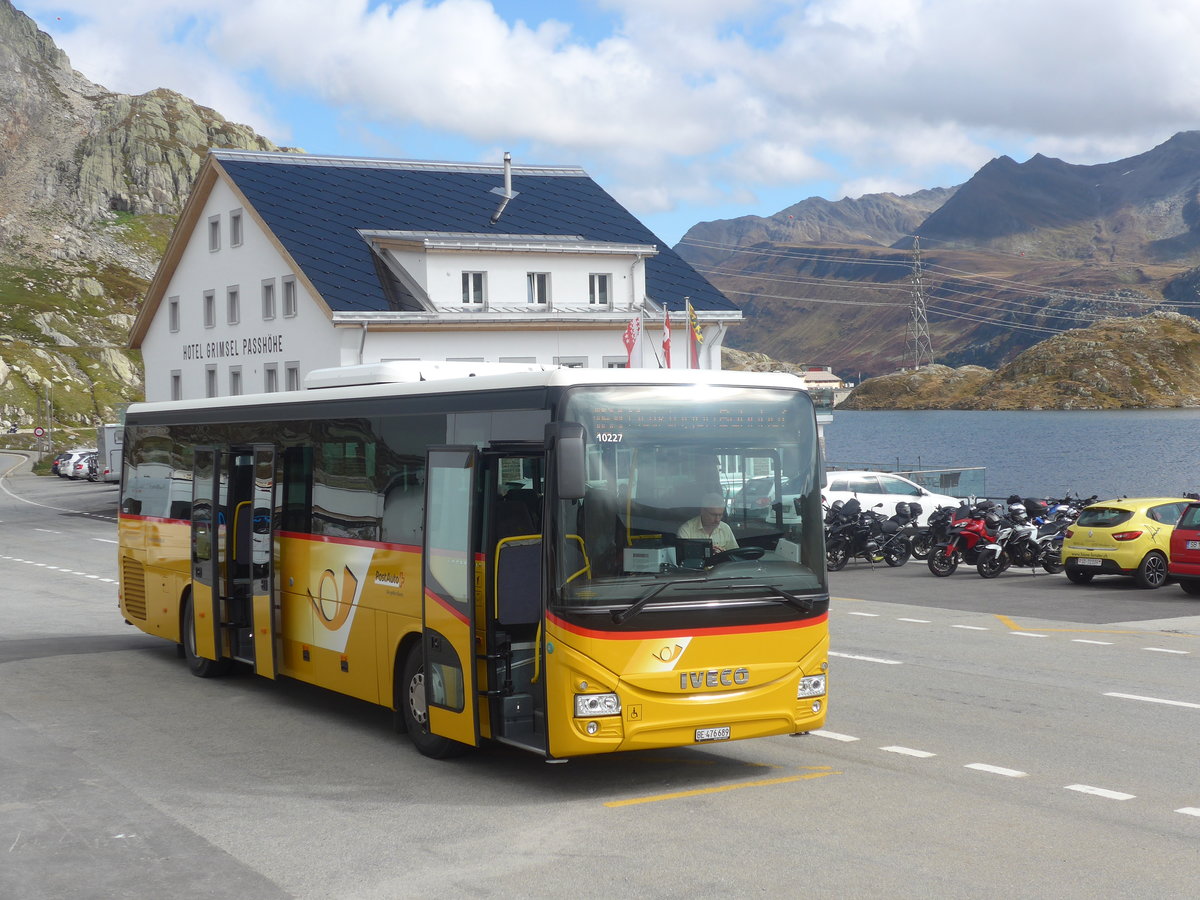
[1177,808,1200,817]
[1010,631,1048,638]
[812,730,859,742]
[92,538,119,545]
[828,651,902,665]
[897,618,931,623]
[604,769,839,807]
[965,763,1028,777]
[1105,692,1200,709]
[846,611,879,617]
[1065,784,1135,801]
[881,746,935,758]
[952,625,988,630]
[35,528,62,534]
[1143,647,1189,655]
[1073,639,1114,645]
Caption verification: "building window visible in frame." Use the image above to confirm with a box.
[282,276,298,318]
[285,361,301,391]
[262,279,276,320]
[499,356,536,363]
[527,272,550,305]
[462,271,486,305]
[168,296,180,333]
[230,209,243,247]
[589,273,611,306]
[208,215,220,252]
[229,366,243,396]
[227,286,240,325]
[602,356,627,368]
[264,364,279,393]
[205,365,218,398]
[203,291,216,328]
[554,356,587,368]
[170,370,182,400]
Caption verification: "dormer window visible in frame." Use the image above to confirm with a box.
[462,271,486,305]
[527,272,550,305]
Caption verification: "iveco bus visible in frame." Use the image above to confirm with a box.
[117,364,828,759]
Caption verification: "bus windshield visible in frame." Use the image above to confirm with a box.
[552,384,826,614]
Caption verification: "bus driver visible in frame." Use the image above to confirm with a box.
[678,493,739,553]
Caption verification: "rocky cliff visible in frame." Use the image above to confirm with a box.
[840,311,1200,410]
[0,0,291,432]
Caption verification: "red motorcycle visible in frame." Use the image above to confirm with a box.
[927,502,1000,576]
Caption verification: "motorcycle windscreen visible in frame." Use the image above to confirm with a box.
[421,446,480,747]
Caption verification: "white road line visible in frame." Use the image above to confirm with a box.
[965,763,1028,777]
[92,538,119,545]
[1177,808,1200,817]
[952,625,988,631]
[812,730,859,742]
[881,746,936,758]
[1065,784,1135,801]
[35,528,62,534]
[1073,639,1113,645]
[1010,632,1048,638]
[1105,692,1200,709]
[1143,647,1189,655]
[897,618,931,623]
[846,611,879,617]
[828,651,903,665]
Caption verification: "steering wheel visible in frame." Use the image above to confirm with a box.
[705,546,766,567]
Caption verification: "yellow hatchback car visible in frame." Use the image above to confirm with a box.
[1062,497,1193,588]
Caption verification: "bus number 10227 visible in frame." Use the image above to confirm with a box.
[595,433,623,443]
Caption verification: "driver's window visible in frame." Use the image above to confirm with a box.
[881,476,920,496]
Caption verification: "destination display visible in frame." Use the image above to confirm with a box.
[584,402,798,437]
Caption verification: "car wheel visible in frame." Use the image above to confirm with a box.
[401,647,468,759]
[1134,551,1168,589]
[1066,569,1094,585]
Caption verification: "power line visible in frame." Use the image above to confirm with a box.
[907,236,934,368]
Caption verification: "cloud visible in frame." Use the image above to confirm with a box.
[21,0,1200,231]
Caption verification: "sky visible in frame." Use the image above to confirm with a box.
[21,0,1200,246]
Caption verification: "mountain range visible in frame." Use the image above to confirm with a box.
[677,134,1200,377]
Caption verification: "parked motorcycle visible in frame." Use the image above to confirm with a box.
[825,499,909,571]
[927,501,998,577]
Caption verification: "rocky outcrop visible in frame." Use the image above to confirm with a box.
[840,311,1200,410]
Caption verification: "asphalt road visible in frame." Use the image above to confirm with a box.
[3,452,1199,898]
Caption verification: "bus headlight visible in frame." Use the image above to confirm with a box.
[797,675,826,699]
[575,693,621,717]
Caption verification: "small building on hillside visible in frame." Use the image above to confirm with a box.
[130,150,741,401]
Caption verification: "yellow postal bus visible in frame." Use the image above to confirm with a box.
[117,364,828,759]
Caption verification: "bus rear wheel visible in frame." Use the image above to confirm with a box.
[181,593,232,678]
[400,648,468,759]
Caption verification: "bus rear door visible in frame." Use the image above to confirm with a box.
[421,446,481,747]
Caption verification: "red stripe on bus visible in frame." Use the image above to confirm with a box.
[118,513,190,526]
[274,531,421,553]
[546,610,828,641]
[425,588,470,626]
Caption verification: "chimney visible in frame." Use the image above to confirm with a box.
[490,151,519,224]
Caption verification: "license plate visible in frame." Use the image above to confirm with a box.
[1187,541,1200,550]
[1076,558,1103,567]
[695,726,731,742]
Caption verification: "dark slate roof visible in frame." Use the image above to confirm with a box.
[213,151,736,314]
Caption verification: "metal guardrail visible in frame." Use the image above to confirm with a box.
[826,461,987,499]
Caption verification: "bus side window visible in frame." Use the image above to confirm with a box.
[382,464,425,546]
[281,446,313,533]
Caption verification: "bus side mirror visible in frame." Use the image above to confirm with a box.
[546,422,585,500]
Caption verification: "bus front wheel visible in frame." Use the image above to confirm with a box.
[181,592,232,678]
[400,648,468,759]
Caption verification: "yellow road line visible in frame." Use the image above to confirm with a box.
[604,768,839,808]
[993,613,1196,638]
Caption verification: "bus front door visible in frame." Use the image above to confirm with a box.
[420,446,481,747]
[225,445,278,677]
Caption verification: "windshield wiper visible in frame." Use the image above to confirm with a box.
[611,578,707,624]
[747,584,816,614]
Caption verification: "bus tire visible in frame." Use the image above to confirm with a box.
[181,592,232,678]
[401,647,468,759]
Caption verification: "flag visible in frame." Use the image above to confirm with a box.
[622,316,641,367]
[662,305,672,368]
[687,300,703,368]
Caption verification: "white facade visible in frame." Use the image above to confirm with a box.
[134,155,738,402]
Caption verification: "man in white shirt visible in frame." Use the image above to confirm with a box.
[677,493,739,553]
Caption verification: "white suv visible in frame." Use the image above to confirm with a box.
[822,470,961,525]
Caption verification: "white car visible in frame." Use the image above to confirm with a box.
[822,470,962,525]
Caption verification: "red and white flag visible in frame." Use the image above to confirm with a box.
[622,316,641,367]
[662,306,672,368]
